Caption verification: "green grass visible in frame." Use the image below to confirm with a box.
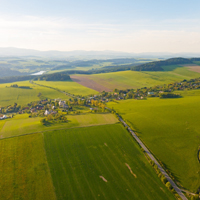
[0,113,118,138]
[35,80,98,96]
[75,66,200,90]
[108,90,200,192]
[0,120,5,132]
[0,81,68,107]
[44,124,175,200]
[0,133,56,200]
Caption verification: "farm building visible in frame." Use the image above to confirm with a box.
[148,92,154,95]
[44,110,50,116]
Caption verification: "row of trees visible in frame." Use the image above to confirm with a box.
[40,113,67,125]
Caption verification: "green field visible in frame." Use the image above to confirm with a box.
[44,124,175,200]
[0,81,68,107]
[0,133,56,200]
[35,80,98,96]
[75,66,200,91]
[108,90,200,192]
[0,113,118,138]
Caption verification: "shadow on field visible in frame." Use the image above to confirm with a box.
[162,65,183,71]
[43,121,53,127]
[161,161,181,185]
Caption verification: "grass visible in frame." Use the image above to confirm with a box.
[35,80,98,96]
[0,133,56,200]
[74,66,200,91]
[0,81,68,107]
[108,89,200,192]
[43,124,175,200]
[0,113,118,138]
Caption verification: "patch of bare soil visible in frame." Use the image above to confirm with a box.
[71,75,112,92]
[99,176,108,182]
[182,64,200,73]
[125,163,137,178]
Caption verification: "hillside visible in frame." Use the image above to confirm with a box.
[108,90,200,192]
[0,66,25,77]
[132,57,193,71]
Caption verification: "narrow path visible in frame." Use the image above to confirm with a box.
[105,106,187,200]
[30,80,80,99]
[118,116,187,200]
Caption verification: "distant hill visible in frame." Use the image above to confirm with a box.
[0,66,25,77]
[0,47,199,59]
[132,57,194,71]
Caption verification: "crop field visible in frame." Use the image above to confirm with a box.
[71,66,200,91]
[0,113,118,138]
[0,133,56,200]
[44,124,175,200]
[0,81,68,107]
[108,90,200,192]
[34,80,98,96]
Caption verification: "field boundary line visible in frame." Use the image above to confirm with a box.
[0,122,120,141]
[105,107,187,200]
[41,132,58,200]
[118,116,187,200]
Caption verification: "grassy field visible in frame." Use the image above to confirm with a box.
[44,124,175,200]
[108,90,200,192]
[0,81,68,107]
[0,113,118,138]
[72,66,200,91]
[35,80,98,96]
[0,133,56,200]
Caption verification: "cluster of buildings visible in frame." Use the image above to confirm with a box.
[0,115,8,120]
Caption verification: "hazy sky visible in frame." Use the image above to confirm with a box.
[0,0,200,52]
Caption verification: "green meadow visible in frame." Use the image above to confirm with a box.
[0,133,56,200]
[0,81,68,107]
[44,124,175,200]
[35,80,98,96]
[0,113,118,138]
[76,66,200,90]
[108,89,200,192]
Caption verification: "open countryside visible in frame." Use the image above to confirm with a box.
[0,113,118,138]
[0,133,56,200]
[34,80,98,96]
[108,90,200,192]
[71,66,200,92]
[44,124,175,200]
[0,81,68,107]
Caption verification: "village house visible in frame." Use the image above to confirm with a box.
[59,100,68,108]
[44,110,50,116]
[148,92,154,95]
[0,115,8,120]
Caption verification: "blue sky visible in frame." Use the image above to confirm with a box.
[0,0,200,52]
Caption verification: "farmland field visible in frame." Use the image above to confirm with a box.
[44,124,175,200]
[34,80,98,96]
[71,66,200,92]
[0,81,68,107]
[108,90,200,192]
[0,113,118,138]
[0,133,56,200]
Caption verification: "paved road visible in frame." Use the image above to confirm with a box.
[117,115,187,200]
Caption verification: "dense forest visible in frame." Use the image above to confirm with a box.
[33,73,71,81]
[0,66,26,77]
[0,57,199,83]
[132,57,193,71]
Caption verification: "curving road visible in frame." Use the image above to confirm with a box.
[117,115,187,200]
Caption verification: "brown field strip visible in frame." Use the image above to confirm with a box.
[71,75,112,92]
[182,64,200,73]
